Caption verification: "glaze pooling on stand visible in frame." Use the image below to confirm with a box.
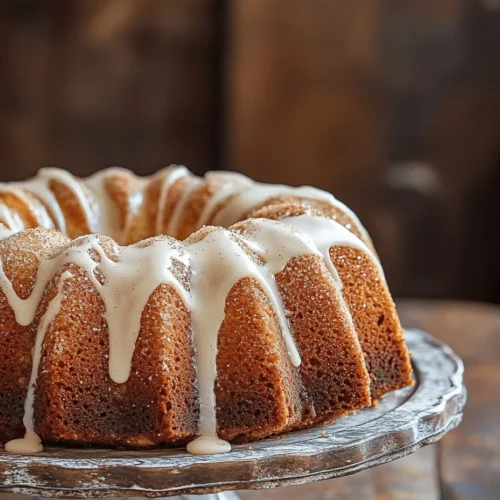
[0,212,381,456]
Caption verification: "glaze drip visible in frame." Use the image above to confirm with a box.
[5,271,72,454]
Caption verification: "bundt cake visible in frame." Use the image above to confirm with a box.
[0,166,413,455]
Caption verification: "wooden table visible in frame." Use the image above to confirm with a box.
[240,300,500,499]
[1,300,498,499]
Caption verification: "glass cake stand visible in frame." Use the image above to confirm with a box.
[0,330,466,499]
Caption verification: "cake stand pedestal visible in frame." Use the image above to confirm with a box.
[0,329,466,499]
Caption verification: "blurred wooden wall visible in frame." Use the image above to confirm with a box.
[1,0,500,301]
[0,0,220,176]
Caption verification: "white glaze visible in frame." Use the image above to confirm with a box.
[38,168,98,233]
[0,253,56,327]
[20,179,67,234]
[0,167,371,246]
[186,435,231,455]
[196,171,253,228]
[13,167,132,243]
[0,228,14,240]
[167,176,201,237]
[5,271,73,454]
[85,167,133,242]
[93,238,191,384]
[185,227,303,454]
[125,177,147,234]
[2,214,382,455]
[0,185,54,230]
[0,167,380,456]
[280,216,384,282]
[207,173,372,245]
[156,165,189,235]
[0,203,26,232]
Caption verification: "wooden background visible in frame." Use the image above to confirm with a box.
[1,0,500,301]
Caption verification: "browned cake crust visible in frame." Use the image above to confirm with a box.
[275,255,372,424]
[49,180,94,238]
[330,247,413,398]
[36,273,199,447]
[215,278,304,442]
[102,171,136,233]
[176,179,225,240]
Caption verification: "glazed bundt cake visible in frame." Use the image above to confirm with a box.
[0,166,413,455]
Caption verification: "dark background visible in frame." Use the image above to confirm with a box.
[1,0,500,302]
